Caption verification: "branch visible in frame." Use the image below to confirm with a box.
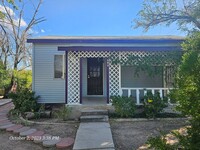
[17,2,25,39]
[2,0,18,42]
[18,64,31,71]
[22,0,45,36]
[134,0,200,32]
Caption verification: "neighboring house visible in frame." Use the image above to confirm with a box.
[27,36,184,105]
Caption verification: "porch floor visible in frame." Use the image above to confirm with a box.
[82,97,107,106]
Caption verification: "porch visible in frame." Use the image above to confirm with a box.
[63,50,177,105]
[53,37,182,105]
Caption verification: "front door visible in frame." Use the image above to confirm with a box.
[87,58,103,95]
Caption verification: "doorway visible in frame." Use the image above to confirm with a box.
[87,58,103,95]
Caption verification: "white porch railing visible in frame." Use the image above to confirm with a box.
[120,88,173,105]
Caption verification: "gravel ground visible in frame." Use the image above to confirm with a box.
[110,119,188,150]
[0,131,46,150]
[32,123,79,139]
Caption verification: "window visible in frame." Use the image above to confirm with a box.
[54,55,65,78]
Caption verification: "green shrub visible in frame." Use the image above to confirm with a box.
[147,133,178,150]
[55,105,71,121]
[169,33,200,149]
[8,88,40,113]
[111,96,135,118]
[143,91,167,118]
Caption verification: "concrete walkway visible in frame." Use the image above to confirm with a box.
[73,122,115,150]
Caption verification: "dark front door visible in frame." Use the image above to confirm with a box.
[87,58,103,95]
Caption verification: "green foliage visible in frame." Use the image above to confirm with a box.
[147,124,200,150]
[172,33,200,119]
[55,106,71,121]
[9,109,20,117]
[8,89,40,113]
[111,96,135,117]
[0,62,11,90]
[13,70,32,90]
[161,32,200,149]
[184,118,200,149]
[147,134,177,150]
[143,91,167,118]
[110,51,181,77]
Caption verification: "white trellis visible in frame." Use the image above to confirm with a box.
[67,50,120,104]
[67,50,177,104]
[67,51,80,104]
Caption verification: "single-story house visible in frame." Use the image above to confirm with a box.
[27,36,184,105]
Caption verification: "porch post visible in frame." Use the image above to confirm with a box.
[80,57,83,104]
[65,51,68,104]
[106,59,109,104]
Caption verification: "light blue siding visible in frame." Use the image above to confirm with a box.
[33,44,65,103]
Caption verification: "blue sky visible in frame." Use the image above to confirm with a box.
[27,0,186,36]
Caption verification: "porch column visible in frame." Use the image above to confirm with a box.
[106,59,109,104]
[80,57,83,104]
[65,51,68,104]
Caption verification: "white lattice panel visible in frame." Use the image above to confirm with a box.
[109,64,120,96]
[79,51,110,58]
[67,51,80,104]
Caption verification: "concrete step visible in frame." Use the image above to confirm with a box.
[80,115,108,122]
[81,110,108,116]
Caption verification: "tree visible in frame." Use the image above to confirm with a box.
[134,0,200,148]
[134,0,200,32]
[0,0,45,95]
[0,0,45,70]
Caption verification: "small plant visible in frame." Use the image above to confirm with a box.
[143,91,167,118]
[111,96,135,118]
[9,109,20,116]
[23,119,31,126]
[55,105,71,121]
[8,88,40,113]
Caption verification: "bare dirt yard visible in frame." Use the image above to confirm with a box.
[110,119,188,150]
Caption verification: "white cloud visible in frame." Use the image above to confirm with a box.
[0,5,15,16]
[0,4,27,30]
[15,18,27,27]
[28,29,39,35]
[41,29,45,33]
